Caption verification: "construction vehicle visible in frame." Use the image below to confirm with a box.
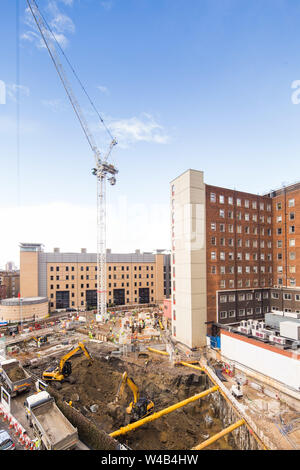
[230,382,243,399]
[0,359,32,397]
[42,342,93,385]
[24,391,79,450]
[116,371,154,422]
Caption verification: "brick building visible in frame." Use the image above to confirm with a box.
[170,170,300,348]
[20,244,171,312]
[0,270,20,299]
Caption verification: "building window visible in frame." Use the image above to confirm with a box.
[220,311,227,319]
[219,195,224,204]
[288,199,295,207]
[220,295,227,303]
[210,193,216,202]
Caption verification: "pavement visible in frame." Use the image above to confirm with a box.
[0,417,24,450]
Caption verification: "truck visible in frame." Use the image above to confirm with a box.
[0,359,32,397]
[24,391,79,450]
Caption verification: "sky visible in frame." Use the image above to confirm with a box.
[1,0,300,268]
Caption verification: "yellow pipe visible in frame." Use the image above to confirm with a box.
[110,385,219,438]
[180,361,205,372]
[192,419,245,450]
[179,361,268,450]
[147,347,169,356]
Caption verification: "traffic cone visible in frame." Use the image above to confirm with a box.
[9,417,14,429]
[14,423,19,436]
[25,438,31,450]
[19,433,26,446]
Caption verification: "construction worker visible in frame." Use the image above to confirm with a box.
[34,438,42,450]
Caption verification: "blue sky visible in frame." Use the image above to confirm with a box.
[1,0,300,267]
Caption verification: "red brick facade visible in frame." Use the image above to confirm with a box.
[268,183,300,289]
[206,185,273,326]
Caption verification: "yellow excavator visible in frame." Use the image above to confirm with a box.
[42,342,93,386]
[116,371,154,422]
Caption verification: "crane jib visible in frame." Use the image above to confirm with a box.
[26,0,118,323]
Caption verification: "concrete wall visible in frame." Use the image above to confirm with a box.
[221,330,300,391]
[171,169,207,348]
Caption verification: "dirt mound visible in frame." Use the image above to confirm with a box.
[7,365,26,381]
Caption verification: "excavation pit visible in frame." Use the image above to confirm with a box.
[31,354,235,450]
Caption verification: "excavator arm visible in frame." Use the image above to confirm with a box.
[116,372,139,405]
[59,342,93,374]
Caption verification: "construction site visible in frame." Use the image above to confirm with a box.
[0,309,243,450]
[2,0,300,454]
[0,306,299,451]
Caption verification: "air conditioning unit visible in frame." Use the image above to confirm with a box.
[238,326,251,335]
[252,329,268,340]
[269,334,287,345]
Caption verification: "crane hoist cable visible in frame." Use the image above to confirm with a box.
[26,0,116,161]
[26,0,118,322]
[35,4,115,146]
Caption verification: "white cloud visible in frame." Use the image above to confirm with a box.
[100,1,113,11]
[97,85,109,95]
[6,84,30,103]
[107,113,170,147]
[41,98,65,111]
[0,199,170,269]
[58,0,74,5]
[22,1,75,50]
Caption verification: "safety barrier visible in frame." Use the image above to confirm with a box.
[0,403,37,450]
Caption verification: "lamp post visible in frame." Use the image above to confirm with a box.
[19,297,23,333]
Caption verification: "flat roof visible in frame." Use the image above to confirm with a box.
[0,297,48,306]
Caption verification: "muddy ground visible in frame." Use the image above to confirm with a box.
[29,352,234,450]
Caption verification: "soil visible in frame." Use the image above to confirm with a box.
[31,352,235,450]
[7,365,26,381]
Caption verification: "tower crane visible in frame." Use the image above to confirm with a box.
[26,0,118,322]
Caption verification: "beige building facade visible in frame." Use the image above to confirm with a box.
[20,244,171,312]
[0,297,48,323]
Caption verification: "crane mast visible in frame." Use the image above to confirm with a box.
[27,0,117,322]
